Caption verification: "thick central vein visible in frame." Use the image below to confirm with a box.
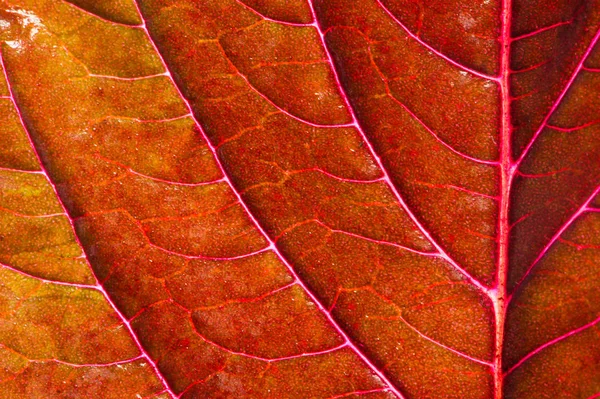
[494,0,513,398]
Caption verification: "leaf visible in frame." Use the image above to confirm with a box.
[0,0,598,398]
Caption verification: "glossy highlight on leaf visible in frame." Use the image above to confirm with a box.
[0,0,598,398]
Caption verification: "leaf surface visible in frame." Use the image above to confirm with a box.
[0,0,599,398]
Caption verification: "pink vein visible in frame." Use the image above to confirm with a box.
[499,27,600,396]
[0,262,97,290]
[131,1,405,396]
[398,311,493,367]
[148,243,271,261]
[504,313,600,376]
[386,92,499,165]
[95,154,227,187]
[74,208,272,262]
[199,330,348,363]
[285,167,385,184]
[509,186,600,299]
[0,205,66,218]
[216,44,354,129]
[101,114,193,124]
[547,119,600,132]
[492,1,513,397]
[30,355,144,368]
[0,50,176,399]
[511,20,573,42]
[233,0,313,27]
[327,388,390,399]
[87,72,168,81]
[513,26,600,168]
[0,166,43,174]
[374,0,499,81]
[62,0,143,28]
[309,219,438,257]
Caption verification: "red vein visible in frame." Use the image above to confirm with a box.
[0,50,176,399]
[515,167,570,178]
[87,72,168,81]
[308,219,438,257]
[232,0,313,27]
[62,0,143,28]
[132,2,404,396]
[513,26,600,168]
[492,0,513,397]
[510,59,550,74]
[292,168,385,184]
[509,186,600,298]
[384,86,499,165]
[0,262,97,290]
[199,331,348,363]
[547,119,600,132]
[214,42,354,129]
[511,19,573,42]
[95,154,226,187]
[0,166,42,174]
[327,388,390,399]
[353,285,493,366]
[374,0,499,81]
[362,38,496,165]
[504,313,600,376]
[29,355,144,368]
[0,205,66,218]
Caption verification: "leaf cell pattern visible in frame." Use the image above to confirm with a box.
[0,0,598,398]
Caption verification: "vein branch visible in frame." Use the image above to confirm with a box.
[374,0,499,81]
[513,26,600,169]
[232,0,313,27]
[504,314,600,376]
[509,186,600,299]
[0,262,97,290]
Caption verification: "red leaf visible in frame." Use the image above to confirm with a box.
[0,0,599,398]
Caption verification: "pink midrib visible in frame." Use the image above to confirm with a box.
[496,5,600,399]
[493,0,513,397]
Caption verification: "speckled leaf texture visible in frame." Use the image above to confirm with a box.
[0,0,598,398]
